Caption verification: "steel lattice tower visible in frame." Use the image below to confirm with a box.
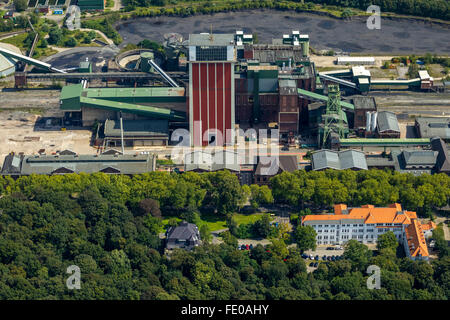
[321,84,346,147]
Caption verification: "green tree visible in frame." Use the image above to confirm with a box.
[377,231,398,251]
[343,240,372,271]
[294,225,317,252]
[48,27,63,45]
[14,0,28,11]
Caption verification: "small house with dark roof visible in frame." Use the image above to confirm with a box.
[254,155,298,185]
[431,137,450,175]
[165,221,201,250]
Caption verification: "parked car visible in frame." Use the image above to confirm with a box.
[336,246,343,250]
[249,244,253,250]
[245,244,250,250]
[327,256,331,261]
[314,262,318,267]
[331,256,336,261]
[241,244,246,250]
[322,255,327,260]
[309,262,314,267]
[302,254,308,259]
[309,254,314,259]
[326,247,334,250]
[314,255,319,260]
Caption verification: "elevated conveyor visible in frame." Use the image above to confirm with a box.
[318,73,357,89]
[0,47,66,73]
[149,59,179,87]
[297,88,354,110]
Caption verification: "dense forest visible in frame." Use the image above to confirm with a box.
[122,0,450,21]
[0,170,448,299]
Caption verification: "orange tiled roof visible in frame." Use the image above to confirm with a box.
[421,221,437,231]
[405,220,429,258]
[301,203,415,225]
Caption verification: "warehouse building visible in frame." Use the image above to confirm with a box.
[311,149,368,171]
[77,0,105,11]
[415,117,450,142]
[336,56,375,65]
[184,150,241,172]
[103,119,169,147]
[377,111,400,138]
[1,152,155,176]
[60,84,186,127]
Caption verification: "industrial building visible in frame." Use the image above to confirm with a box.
[302,203,434,261]
[60,84,186,126]
[415,117,450,142]
[376,111,400,138]
[188,33,236,146]
[311,149,368,171]
[1,151,155,176]
[76,0,105,11]
[103,119,169,148]
[253,155,298,185]
[336,56,375,66]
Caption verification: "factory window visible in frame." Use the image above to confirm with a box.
[196,46,227,61]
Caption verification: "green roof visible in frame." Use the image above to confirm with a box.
[80,96,186,121]
[340,138,430,146]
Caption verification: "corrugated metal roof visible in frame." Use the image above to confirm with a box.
[340,150,368,170]
[402,150,437,165]
[416,117,450,139]
[0,53,14,72]
[19,154,154,175]
[312,149,367,170]
[312,150,340,170]
[377,111,400,133]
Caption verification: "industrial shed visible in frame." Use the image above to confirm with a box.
[336,56,375,65]
[311,149,368,171]
[377,111,400,138]
[415,117,450,142]
[2,153,155,176]
[103,119,169,147]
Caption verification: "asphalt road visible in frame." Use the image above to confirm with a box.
[115,9,450,54]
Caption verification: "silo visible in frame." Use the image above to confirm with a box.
[139,51,154,73]
[371,112,378,132]
[366,111,372,132]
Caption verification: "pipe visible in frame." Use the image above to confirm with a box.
[119,112,125,154]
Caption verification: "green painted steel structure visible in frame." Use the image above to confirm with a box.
[60,84,186,121]
[340,138,431,147]
[297,88,355,110]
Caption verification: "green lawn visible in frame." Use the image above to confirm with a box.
[233,213,265,225]
[159,212,266,233]
[0,33,28,51]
